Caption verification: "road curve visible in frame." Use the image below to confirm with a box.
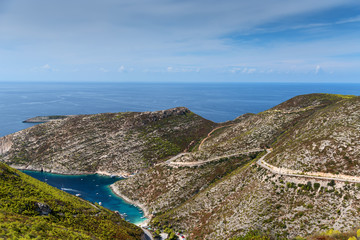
[257,150,360,183]
[165,149,263,167]
[141,228,154,240]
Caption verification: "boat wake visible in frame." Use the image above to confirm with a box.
[61,187,80,193]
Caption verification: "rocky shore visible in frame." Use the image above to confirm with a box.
[109,184,151,227]
[23,115,73,123]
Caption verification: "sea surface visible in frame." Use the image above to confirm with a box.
[21,170,145,224]
[1,81,360,225]
[1,82,360,137]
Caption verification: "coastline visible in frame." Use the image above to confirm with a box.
[18,167,149,224]
[109,184,151,227]
[12,164,131,178]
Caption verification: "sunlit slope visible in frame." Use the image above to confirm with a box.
[0,107,215,175]
[0,162,142,239]
[266,95,360,175]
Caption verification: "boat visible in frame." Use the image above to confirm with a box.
[75,193,81,197]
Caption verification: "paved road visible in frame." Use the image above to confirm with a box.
[165,149,263,167]
[141,228,154,240]
[257,150,360,183]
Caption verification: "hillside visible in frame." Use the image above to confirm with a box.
[265,95,360,176]
[0,107,215,175]
[112,94,360,239]
[1,93,360,239]
[0,161,142,239]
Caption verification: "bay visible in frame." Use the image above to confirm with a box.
[21,170,146,225]
[2,81,360,226]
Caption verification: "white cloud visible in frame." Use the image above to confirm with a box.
[1,0,360,81]
[241,68,257,74]
[230,67,242,73]
[31,63,58,72]
[118,65,125,72]
[247,68,257,74]
[315,65,321,74]
[99,67,109,72]
[41,64,51,69]
[336,15,360,24]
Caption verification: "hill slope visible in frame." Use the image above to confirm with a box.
[0,107,215,175]
[0,162,142,239]
[265,95,360,176]
[1,93,360,239]
[112,94,360,239]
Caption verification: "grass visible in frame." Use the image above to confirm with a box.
[0,162,142,239]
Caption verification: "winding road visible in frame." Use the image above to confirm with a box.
[163,148,360,183]
[164,149,263,167]
[198,124,234,151]
[257,149,360,183]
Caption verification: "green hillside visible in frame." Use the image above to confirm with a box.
[0,162,142,239]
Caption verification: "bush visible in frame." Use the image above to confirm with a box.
[328,180,336,187]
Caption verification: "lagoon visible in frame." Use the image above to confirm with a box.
[21,170,146,225]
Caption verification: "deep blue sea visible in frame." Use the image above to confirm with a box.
[1,81,360,225]
[1,82,360,137]
[21,170,145,224]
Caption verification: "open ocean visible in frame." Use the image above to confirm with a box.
[1,81,360,224]
[1,82,360,137]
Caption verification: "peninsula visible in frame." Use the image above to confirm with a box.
[1,93,360,239]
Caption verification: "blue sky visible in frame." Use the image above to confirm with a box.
[0,0,359,82]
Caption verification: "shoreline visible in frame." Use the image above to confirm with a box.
[12,165,131,178]
[16,165,150,226]
[17,166,150,224]
[109,184,151,227]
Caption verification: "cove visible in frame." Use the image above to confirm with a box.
[21,170,146,225]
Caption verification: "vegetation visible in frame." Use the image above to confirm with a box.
[0,162,142,239]
[310,228,360,240]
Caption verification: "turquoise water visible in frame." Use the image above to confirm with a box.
[3,82,360,226]
[21,170,146,225]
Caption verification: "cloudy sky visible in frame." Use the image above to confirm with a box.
[0,0,359,82]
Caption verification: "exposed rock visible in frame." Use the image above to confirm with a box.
[35,202,51,215]
[0,107,215,175]
[2,93,360,239]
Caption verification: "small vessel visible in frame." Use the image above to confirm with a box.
[99,202,102,206]
[75,193,81,197]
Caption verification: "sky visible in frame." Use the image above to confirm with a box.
[0,0,359,82]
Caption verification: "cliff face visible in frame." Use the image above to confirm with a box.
[0,135,12,155]
[0,107,215,175]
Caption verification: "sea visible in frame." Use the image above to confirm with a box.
[1,81,360,224]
